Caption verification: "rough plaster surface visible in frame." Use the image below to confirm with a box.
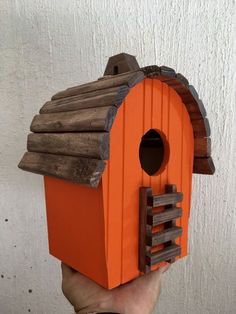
[0,0,235,313]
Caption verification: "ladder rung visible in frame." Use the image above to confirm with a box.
[147,207,183,226]
[146,244,181,266]
[147,192,183,207]
[146,226,182,246]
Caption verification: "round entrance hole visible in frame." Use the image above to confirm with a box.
[139,129,166,176]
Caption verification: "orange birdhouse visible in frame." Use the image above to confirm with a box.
[19,53,215,289]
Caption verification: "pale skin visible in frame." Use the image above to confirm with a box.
[61,263,169,314]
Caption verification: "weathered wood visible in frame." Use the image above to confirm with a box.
[146,244,181,266]
[160,66,176,77]
[176,73,189,85]
[147,192,183,207]
[18,152,105,188]
[45,86,127,108]
[192,118,211,137]
[194,137,211,157]
[140,65,161,77]
[193,157,215,174]
[146,226,182,246]
[165,184,177,194]
[163,184,179,263]
[104,53,140,75]
[147,207,183,226]
[27,132,109,160]
[41,86,129,114]
[31,106,117,133]
[165,79,190,95]
[51,71,144,100]
[139,187,153,273]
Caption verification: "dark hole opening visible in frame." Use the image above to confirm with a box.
[139,129,165,176]
[113,66,119,75]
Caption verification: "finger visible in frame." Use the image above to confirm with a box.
[61,262,74,279]
[159,263,170,274]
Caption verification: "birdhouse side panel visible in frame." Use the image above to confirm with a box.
[44,176,109,288]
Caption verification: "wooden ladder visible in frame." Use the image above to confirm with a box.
[139,184,183,273]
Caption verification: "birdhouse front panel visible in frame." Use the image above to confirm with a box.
[18,53,215,290]
[101,78,194,287]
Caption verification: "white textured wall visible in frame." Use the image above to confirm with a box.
[1,0,235,313]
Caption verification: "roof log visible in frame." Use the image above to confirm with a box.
[27,132,109,160]
[18,152,105,188]
[31,106,117,133]
[51,71,144,100]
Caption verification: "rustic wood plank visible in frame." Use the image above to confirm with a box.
[41,86,129,114]
[27,132,109,160]
[31,106,117,133]
[140,65,161,77]
[45,86,127,108]
[146,226,182,246]
[192,118,211,137]
[18,152,105,188]
[104,53,140,75]
[194,137,211,157]
[163,184,178,263]
[160,66,176,77]
[176,73,189,85]
[147,192,183,207]
[146,244,181,266]
[147,207,183,226]
[165,184,177,194]
[165,79,190,95]
[193,157,215,174]
[51,71,144,100]
[139,187,153,273]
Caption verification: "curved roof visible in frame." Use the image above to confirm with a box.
[18,53,215,187]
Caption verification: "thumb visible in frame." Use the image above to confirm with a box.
[61,262,75,279]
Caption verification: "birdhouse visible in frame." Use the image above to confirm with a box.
[18,53,215,289]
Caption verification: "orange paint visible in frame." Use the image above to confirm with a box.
[44,78,194,289]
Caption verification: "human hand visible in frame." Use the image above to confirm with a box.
[61,262,169,314]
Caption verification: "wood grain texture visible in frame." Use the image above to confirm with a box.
[31,106,117,132]
[146,244,181,266]
[104,53,140,75]
[147,207,183,226]
[193,157,215,174]
[27,132,109,160]
[40,86,129,113]
[18,152,105,187]
[42,86,127,110]
[138,187,153,273]
[194,137,211,157]
[146,226,182,246]
[163,184,179,263]
[147,192,183,207]
[192,118,211,137]
[51,71,144,100]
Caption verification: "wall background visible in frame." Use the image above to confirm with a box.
[0,0,235,313]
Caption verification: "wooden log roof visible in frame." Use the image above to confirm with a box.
[18,53,215,187]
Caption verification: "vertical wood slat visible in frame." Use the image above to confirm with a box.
[139,187,153,273]
[164,184,179,263]
[121,86,144,283]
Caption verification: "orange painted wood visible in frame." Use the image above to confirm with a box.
[43,78,194,289]
[103,79,194,285]
[44,176,109,287]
